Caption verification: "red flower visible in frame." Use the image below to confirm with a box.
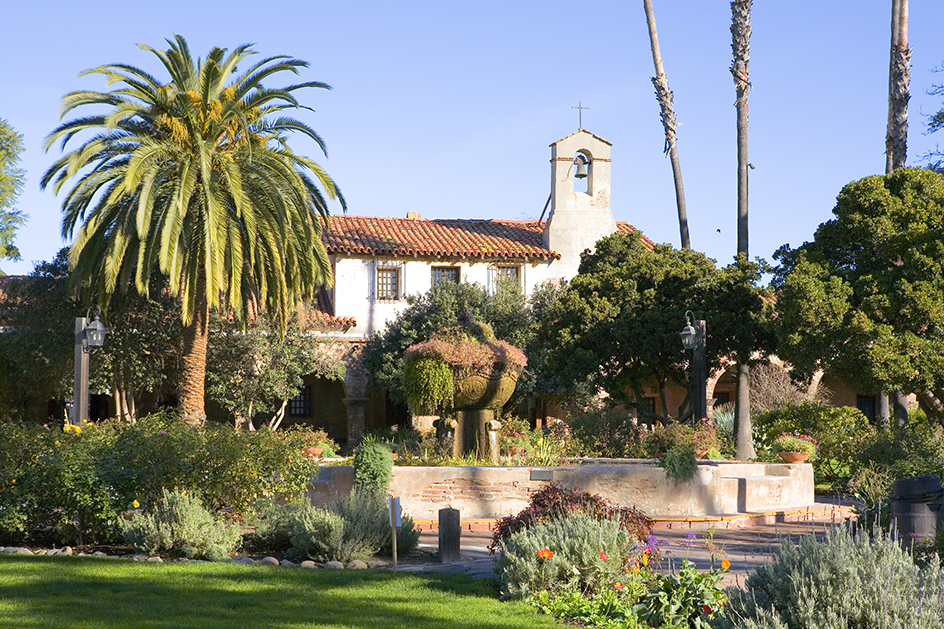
[600,552,608,561]
[702,605,712,614]
[613,582,623,590]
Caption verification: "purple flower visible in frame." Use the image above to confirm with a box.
[681,532,697,547]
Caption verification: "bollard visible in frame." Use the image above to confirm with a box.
[438,508,461,563]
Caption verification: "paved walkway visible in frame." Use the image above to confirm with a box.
[400,498,858,587]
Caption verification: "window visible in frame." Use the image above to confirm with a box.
[432,266,460,288]
[376,266,400,300]
[640,397,657,415]
[497,265,520,282]
[856,395,877,424]
[713,391,731,406]
[289,386,311,418]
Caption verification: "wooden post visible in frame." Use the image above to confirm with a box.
[438,508,461,563]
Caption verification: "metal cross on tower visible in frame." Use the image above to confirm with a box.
[572,101,589,128]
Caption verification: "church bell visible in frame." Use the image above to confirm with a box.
[574,155,589,179]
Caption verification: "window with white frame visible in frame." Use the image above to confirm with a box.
[376,266,401,300]
[432,266,460,288]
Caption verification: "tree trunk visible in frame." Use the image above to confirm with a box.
[644,0,690,250]
[731,0,754,459]
[180,281,209,426]
[885,0,912,423]
[885,0,911,174]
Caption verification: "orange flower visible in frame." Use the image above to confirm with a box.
[641,553,649,566]
[721,559,731,570]
[537,548,554,559]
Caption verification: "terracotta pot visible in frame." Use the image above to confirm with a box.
[302,447,323,459]
[696,448,710,459]
[505,446,526,456]
[778,451,809,464]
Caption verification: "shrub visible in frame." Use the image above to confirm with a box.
[638,560,727,629]
[643,422,696,458]
[567,406,645,458]
[722,526,944,629]
[330,488,420,560]
[353,442,394,496]
[288,505,345,562]
[244,501,307,555]
[496,513,640,600]
[121,488,242,561]
[663,446,698,482]
[489,485,652,554]
[753,402,873,484]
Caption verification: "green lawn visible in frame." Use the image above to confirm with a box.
[0,556,566,629]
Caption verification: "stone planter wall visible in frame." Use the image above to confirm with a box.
[306,460,814,521]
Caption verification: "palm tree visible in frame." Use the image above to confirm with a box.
[42,35,346,424]
[643,0,690,250]
[730,0,755,459]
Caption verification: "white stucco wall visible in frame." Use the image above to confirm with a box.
[331,255,561,335]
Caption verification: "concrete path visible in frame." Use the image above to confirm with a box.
[402,497,858,587]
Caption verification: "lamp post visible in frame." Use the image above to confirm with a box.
[680,310,707,421]
[72,311,107,423]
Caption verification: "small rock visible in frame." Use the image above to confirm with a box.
[300,560,317,569]
[2,547,16,553]
[92,551,108,557]
[279,559,297,568]
[231,556,256,565]
[368,560,389,569]
[61,547,73,556]
[33,549,47,556]
[132,554,148,562]
[15,548,33,555]
[324,561,344,569]
[259,556,280,566]
[147,556,163,563]
[346,560,368,570]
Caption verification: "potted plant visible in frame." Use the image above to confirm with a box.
[693,418,720,459]
[772,432,817,464]
[503,432,532,457]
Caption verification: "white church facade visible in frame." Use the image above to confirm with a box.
[302,129,653,442]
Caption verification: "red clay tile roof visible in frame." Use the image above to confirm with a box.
[616,223,656,251]
[310,287,356,332]
[323,216,652,258]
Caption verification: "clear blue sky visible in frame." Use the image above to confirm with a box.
[3,1,944,276]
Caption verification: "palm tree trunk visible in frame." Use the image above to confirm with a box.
[644,0,690,250]
[731,0,755,460]
[180,278,209,426]
[884,0,911,424]
[885,0,911,174]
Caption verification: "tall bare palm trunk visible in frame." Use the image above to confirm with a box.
[180,277,209,425]
[886,0,911,174]
[731,0,755,460]
[644,0,690,250]
[882,0,912,425]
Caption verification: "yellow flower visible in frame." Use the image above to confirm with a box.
[132,500,140,509]
[63,425,72,433]
[9,479,14,485]
[54,440,60,447]
[721,559,731,570]
[74,426,82,435]
[641,553,649,566]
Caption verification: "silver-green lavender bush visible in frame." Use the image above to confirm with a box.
[720,526,944,629]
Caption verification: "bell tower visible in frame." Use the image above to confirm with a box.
[543,129,618,279]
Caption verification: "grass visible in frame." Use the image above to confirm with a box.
[0,556,566,629]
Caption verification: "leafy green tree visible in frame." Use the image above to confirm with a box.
[42,35,345,424]
[0,118,26,271]
[774,167,944,423]
[205,310,345,430]
[0,251,77,419]
[542,231,772,421]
